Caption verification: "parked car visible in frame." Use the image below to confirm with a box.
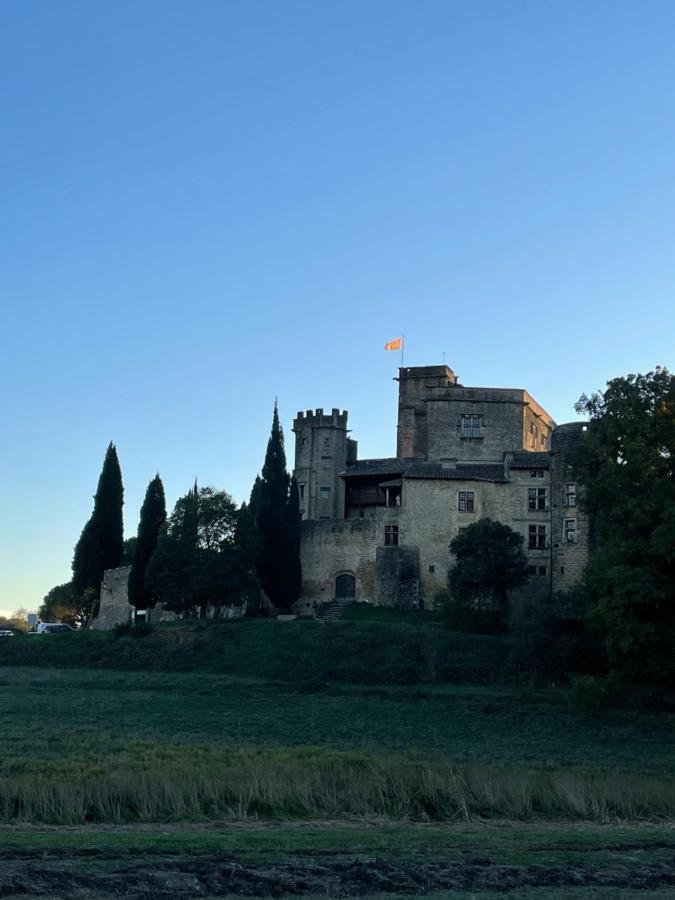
[0,630,14,638]
[35,623,75,634]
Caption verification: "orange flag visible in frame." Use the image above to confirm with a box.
[384,337,402,351]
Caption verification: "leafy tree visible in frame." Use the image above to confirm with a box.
[39,582,89,628]
[253,404,302,611]
[8,609,29,633]
[128,475,167,610]
[446,518,529,628]
[72,442,124,613]
[573,367,675,682]
[146,485,255,617]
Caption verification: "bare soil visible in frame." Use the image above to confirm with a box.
[3,848,675,898]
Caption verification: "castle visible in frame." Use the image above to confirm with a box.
[292,365,589,611]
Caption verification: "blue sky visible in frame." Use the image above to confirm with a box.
[1,1,674,615]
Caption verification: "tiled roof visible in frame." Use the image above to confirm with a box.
[341,458,409,478]
[404,463,507,483]
[510,451,551,469]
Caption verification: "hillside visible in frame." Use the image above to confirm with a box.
[0,617,508,685]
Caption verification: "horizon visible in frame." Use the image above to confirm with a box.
[2,1,675,615]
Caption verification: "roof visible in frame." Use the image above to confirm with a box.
[510,451,551,469]
[341,458,408,478]
[404,463,508,483]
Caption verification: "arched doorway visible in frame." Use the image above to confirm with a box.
[335,573,356,601]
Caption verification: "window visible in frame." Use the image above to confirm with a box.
[528,524,546,549]
[458,490,475,512]
[301,437,307,447]
[530,469,544,478]
[323,438,330,448]
[461,415,481,438]
[299,483,305,500]
[564,519,577,543]
[321,456,332,470]
[538,565,547,577]
[528,487,547,511]
[565,483,577,507]
[527,564,547,577]
[384,525,399,546]
[560,566,565,575]
[428,564,435,573]
[320,486,331,499]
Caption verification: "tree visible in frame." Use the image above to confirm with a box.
[446,518,529,629]
[128,475,166,610]
[253,404,302,611]
[39,582,89,628]
[146,485,255,617]
[573,367,675,682]
[72,442,124,610]
[8,609,29,633]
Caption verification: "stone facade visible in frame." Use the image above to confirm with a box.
[294,365,589,610]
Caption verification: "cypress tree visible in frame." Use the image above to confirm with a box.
[255,403,302,611]
[72,442,124,597]
[128,474,167,610]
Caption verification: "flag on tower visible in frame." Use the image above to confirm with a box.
[384,337,402,351]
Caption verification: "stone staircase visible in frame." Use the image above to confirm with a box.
[317,597,355,621]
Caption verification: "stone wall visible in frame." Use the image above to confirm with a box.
[90,566,133,630]
[299,514,393,607]
[90,566,179,630]
[398,474,552,605]
[551,423,591,595]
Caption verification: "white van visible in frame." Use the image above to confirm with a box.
[35,623,75,634]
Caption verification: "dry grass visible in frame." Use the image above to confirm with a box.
[2,745,675,825]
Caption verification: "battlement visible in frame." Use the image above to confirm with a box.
[294,408,348,428]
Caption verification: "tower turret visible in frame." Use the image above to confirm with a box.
[293,408,352,520]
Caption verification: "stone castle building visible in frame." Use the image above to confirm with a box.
[293,365,589,610]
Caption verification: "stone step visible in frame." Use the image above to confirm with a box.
[317,598,355,620]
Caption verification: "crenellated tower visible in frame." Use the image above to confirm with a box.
[292,408,356,520]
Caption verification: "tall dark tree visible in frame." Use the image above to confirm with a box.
[72,442,124,605]
[254,404,302,611]
[128,475,166,610]
[573,367,675,682]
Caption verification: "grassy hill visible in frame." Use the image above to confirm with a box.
[0,616,507,684]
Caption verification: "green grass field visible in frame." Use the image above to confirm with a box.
[2,619,675,896]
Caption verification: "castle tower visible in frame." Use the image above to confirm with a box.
[292,408,355,520]
[396,365,459,459]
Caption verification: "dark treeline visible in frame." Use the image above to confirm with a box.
[40,405,302,624]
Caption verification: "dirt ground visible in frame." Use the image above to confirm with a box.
[3,848,675,898]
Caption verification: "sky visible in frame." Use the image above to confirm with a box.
[1,1,674,616]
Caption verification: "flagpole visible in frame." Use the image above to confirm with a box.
[401,333,405,369]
